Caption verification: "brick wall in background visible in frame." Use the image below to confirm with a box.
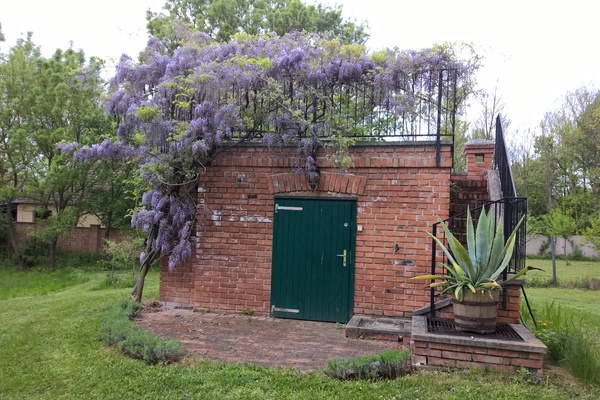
[14,222,131,254]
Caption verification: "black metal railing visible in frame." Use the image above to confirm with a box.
[428,113,527,317]
[202,70,460,146]
[428,197,527,318]
[494,115,517,198]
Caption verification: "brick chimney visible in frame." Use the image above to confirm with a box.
[464,140,495,179]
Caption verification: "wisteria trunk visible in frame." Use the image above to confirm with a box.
[131,256,153,303]
[130,225,160,303]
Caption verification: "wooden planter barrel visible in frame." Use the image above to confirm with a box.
[452,290,500,334]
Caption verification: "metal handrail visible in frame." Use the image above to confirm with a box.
[494,115,517,198]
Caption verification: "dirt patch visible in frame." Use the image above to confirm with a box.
[135,305,406,371]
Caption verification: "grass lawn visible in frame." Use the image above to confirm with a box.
[0,267,90,300]
[526,259,600,285]
[1,263,599,399]
[524,259,600,329]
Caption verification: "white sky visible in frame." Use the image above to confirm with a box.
[2,0,599,138]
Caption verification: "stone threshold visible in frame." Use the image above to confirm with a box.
[345,315,412,342]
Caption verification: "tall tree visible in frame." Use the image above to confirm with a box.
[0,35,39,268]
[27,49,111,268]
[471,84,510,141]
[0,37,111,268]
[575,91,600,216]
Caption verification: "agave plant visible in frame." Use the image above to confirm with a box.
[413,208,529,301]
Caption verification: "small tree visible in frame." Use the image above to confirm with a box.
[104,238,146,284]
[583,214,600,257]
[542,208,576,284]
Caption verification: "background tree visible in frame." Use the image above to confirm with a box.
[81,155,138,240]
[1,35,113,268]
[146,0,369,51]
[583,214,600,253]
[575,91,600,216]
[25,49,111,268]
[471,84,510,141]
[0,34,39,268]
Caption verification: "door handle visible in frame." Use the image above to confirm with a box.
[336,249,347,267]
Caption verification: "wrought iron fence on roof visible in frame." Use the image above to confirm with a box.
[218,68,460,143]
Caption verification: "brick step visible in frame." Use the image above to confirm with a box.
[345,315,412,342]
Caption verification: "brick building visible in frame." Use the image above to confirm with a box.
[159,139,498,322]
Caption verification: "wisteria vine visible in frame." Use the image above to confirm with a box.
[75,31,478,275]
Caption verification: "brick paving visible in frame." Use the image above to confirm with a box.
[135,305,405,371]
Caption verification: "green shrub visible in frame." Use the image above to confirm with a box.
[100,300,182,365]
[22,239,47,267]
[526,276,600,290]
[527,252,597,262]
[100,315,134,346]
[324,349,412,381]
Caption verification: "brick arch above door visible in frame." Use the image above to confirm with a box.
[267,172,367,195]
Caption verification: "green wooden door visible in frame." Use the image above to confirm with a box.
[271,197,356,323]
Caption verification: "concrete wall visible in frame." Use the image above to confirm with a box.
[527,234,599,258]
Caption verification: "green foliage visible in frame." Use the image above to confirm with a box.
[102,238,144,287]
[583,213,600,253]
[100,300,182,365]
[104,239,145,270]
[325,135,355,170]
[514,87,600,238]
[0,34,113,266]
[541,208,576,239]
[323,350,411,381]
[147,0,369,50]
[323,350,412,380]
[33,207,79,247]
[413,208,526,301]
[525,301,600,386]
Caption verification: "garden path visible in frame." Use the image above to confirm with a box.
[136,303,405,371]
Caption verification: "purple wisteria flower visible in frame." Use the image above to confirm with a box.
[104,30,477,271]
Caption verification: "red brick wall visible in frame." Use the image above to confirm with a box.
[14,222,131,254]
[411,339,544,373]
[160,142,453,318]
[449,141,495,218]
